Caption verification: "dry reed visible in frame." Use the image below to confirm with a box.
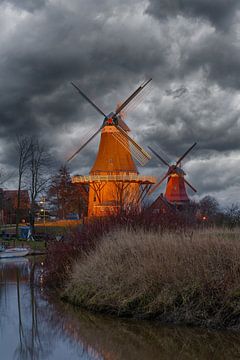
[63,227,240,329]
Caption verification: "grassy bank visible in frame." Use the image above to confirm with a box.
[12,239,46,251]
[63,227,240,329]
[43,210,194,288]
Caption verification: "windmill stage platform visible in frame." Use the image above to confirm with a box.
[73,173,156,217]
[72,174,155,184]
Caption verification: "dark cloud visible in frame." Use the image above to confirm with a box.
[184,33,240,90]
[2,0,47,12]
[0,0,164,143]
[165,86,188,98]
[146,0,240,29]
[142,82,240,158]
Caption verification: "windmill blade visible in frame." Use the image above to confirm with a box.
[148,172,169,196]
[115,124,151,165]
[148,146,170,167]
[114,102,130,131]
[118,117,130,132]
[112,127,150,166]
[176,142,197,166]
[118,82,152,116]
[112,130,147,166]
[184,179,197,193]
[115,78,152,115]
[71,82,107,118]
[67,126,102,162]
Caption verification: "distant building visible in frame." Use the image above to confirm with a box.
[0,189,30,224]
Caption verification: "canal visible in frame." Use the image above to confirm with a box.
[1,257,240,360]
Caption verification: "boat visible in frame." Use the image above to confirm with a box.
[0,245,29,259]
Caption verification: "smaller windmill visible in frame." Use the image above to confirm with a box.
[148,143,197,205]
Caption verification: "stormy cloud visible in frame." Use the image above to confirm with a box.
[0,0,239,205]
[146,0,240,29]
[1,0,47,12]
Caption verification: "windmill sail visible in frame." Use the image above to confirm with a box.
[176,142,197,166]
[115,79,152,115]
[111,130,148,166]
[148,172,169,195]
[71,82,107,117]
[69,79,152,162]
[118,117,130,132]
[148,146,170,167]
[67,125,102,162]
[117,82,152,117]
[184,178,197,192]
[115,125,151,165]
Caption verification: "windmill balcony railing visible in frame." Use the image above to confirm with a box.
[72,174,156,184]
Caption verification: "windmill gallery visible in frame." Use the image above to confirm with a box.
[67,79,198,217]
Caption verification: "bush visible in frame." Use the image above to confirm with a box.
[64,227,240,329]
[43,208,196,289]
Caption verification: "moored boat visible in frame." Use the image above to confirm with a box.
[0,246,29,259]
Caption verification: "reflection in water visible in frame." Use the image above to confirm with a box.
[15,262,46,360]
[1,259,240,360]
[0,258,98,360]
[48,301,240,360]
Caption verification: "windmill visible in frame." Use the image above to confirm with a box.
[148,143,197,205]
[68,79,156,217]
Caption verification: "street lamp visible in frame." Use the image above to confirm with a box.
[39,197,46,233]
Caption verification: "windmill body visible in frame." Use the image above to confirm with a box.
[69,80,155,217]
[148,144,197,207]
[165,167,190,204]
[87,125,140,217]
[90,125,137,174]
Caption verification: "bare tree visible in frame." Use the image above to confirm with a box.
[224,203,240,227]
[199,195,220,221]
[15,136,32,238]
[48,165,88,220]
[26,139,51,235]
[0,167,12,186]
[0,168,12,225]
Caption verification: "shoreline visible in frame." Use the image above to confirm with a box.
[61,290,240,331]
[60,296,240,331]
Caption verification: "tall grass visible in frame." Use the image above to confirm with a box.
[63,227,240,329]
[43,209,193,289]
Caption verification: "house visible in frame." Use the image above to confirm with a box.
[0,189,30,224]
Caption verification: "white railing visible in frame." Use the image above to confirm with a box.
[72,174,156,184]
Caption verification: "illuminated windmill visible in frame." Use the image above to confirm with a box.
[148,143,197,205]
[68,80,155,217]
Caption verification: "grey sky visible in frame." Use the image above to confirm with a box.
[0,0,239,205]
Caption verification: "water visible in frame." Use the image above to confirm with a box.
[1,258,240,360]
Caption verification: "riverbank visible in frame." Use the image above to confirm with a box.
[63,227,240,330]
[1,239,47,254]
